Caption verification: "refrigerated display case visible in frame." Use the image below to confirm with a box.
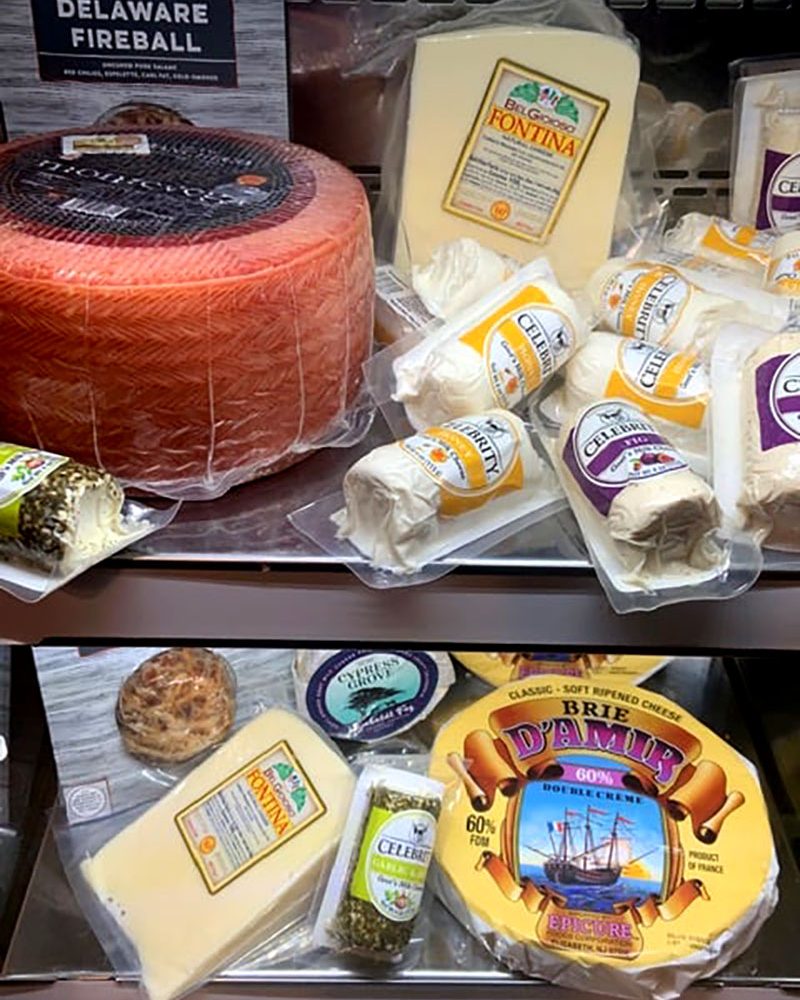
[0,1,797,999]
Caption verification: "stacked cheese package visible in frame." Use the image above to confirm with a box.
[0,127,374,500]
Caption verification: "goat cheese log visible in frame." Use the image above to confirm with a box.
[0,127,373,500]
[559,400,720,574]
[562,331,709,459]
[395,265,585,430]
[586,258,731,354]
[0,445,125,574]
[741,333,800,548]
[334,411,549,573]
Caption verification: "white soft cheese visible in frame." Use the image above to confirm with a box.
[333,410,557,573]
[395,261,586,431]
[663,213,774,276]
[411,238,516,320]
[741,332,800,548]
[562,330,709,463]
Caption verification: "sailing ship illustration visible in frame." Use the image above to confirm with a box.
[529,807,650,887]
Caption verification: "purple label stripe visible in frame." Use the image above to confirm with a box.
[558,763,628,790]
[586,432,664,478]
[777,395,800,415]
[755,353,798,452]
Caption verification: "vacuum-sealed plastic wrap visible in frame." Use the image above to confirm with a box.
[373,0,650,291]
[294,650,455,743]
[551,331,710,469]
[662,213,774,276]
[33,646,296,825]
[731,68,800,229]
[765,230,800,296]
[290,411,565,588]
[0,126,374,500]
[116,649,238,765]
[429,677,779,1000]
[712,324,800,550]
[379,260,587,433]
[69,707,355,1000]
[539,399,761,612]
[411,238,518,321]
[314,764,443,964]
[451,650,677,687]
[586,258,732,354]
[0,444,176,602]
[375,263,442,346]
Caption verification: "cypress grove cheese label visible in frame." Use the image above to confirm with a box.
[293,650,455,743]
[451,652,670,688]
[429,678,778,998]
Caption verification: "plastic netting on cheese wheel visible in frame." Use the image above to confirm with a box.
[0,126,375,500]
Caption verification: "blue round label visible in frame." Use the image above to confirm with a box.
[304,651,441,742]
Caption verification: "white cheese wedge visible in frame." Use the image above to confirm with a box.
[393,26,639,290]
[334,410,556,573]
[395,262,586,430]
[742,332,800,548]
[81,709,354,1000]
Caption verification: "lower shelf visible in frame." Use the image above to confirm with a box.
[2,660,799,997]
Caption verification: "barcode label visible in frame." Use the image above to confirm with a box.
[375,264,411,298]
[61,197,128,219]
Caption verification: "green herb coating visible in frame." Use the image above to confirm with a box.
[333,784,441,959]
[1,461,123,570]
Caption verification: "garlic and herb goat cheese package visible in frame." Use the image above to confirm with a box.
[712,324,800,550]
[289,410,565,589]
[429,677,779,1000]
[543,399,760,612]
[390,260,587,433]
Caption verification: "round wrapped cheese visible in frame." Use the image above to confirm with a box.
[451,652,669,688]
[0,127,373,499]
[430,677,778,999]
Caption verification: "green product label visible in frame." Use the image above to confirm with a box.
[0,445,67,537]
[350,806,437,923]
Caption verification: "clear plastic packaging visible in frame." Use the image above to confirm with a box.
[289,411,565,589]
[662,212,774,276]
[57,707,356,1000]
[711,323,800,551]
[116,649,238,765]
[586,253,789,353]
[765,229,800,297]
[293,650,455,744]
[32,646,297,825]
[451,650,684,687]
[410,238,519,321]
[375,262,442,346]
[0,126,374,501]
[0,443,177,602]
[731,66,800,230]
[313,763,443,965]
[428,676,780,1000]
[538,331,710,474]
[535,398,762,613]
[371,0,655,292]
[366,259,588,437]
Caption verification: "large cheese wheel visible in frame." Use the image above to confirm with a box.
[0,127,374,499]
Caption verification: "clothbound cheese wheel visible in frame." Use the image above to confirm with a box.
[0,127,374,499]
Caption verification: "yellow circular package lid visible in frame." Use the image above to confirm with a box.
[429,677,778,999]
[451,652,670,688]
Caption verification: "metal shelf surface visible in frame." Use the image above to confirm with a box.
[3,660,799,997]
[0,426,799,647]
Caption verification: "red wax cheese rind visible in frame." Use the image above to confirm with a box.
[0,127,374,499]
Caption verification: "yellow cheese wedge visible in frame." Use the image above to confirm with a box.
[81,709,354,1000]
